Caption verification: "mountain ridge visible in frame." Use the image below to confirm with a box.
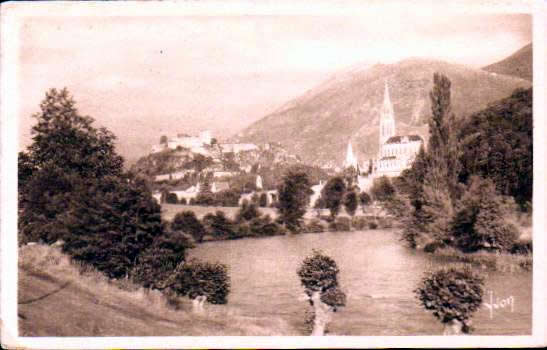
[234,57,531,166]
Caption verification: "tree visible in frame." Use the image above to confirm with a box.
[370,176,395,202]
[195,179,215,206]
[172,211,207,243]
[166,192,179,204]
[277,169,313,231]
[359,191,372,213]
[297,250,346,335]
[18,88,124,244]
[60,175,164,278]
[168,259,231,305]
[343,190,358,217]
[415,266,484,334]
[321,176,346,220]
[450,176,518,253]
[132,230,193,289]
[160,135,168,144]
[236,201,261,222]
[202,211,235,239]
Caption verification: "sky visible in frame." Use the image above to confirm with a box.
[14,0,532,160]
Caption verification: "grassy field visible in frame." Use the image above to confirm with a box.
[18,244,297,336]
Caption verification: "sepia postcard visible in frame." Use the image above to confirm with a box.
[1,0,546,348]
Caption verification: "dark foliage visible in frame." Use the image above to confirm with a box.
[236,201,262,223]
[165,192,179,204]
[450,176,518,253]
[297,250,346,309]
[60,175,164,278]
[259,192,268,207]
[132,230,193,289]
[458,88,532,209]
[321,176,346,220]
[277,169,313,231]
[343,190,359,217]
[370,176,396,202]
[172,211,207,243]
[415,266,484,333]
[202,211,236,239]
[170,259,231,304]
[328,217,352,232]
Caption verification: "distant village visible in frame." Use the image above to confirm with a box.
[142,80,424,209]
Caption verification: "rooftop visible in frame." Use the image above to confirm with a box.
[385,135,423,144]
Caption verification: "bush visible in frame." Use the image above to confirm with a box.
[414,266,484,333]
[170,259,230,304]
[202,211,235,239]
[259,192,268,207]
[328,217,351,232]
[172,211,206,243]
[179,197,187,205]
[236,201,261,222]
[166,192,179,204]
[368,221,378,230]
[450,176,519,253]
[351,216,368,230]
[511,239,533,255]
[305,219,326,233]
[131,230,193,289]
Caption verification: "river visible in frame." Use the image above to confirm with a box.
[188,229,532,335]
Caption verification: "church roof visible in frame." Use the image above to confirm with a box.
[385,135,423,144]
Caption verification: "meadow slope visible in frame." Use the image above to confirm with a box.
[18,244,298,336]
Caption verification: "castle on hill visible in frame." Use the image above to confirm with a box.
[344,80,424,185]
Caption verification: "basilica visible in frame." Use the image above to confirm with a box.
[345,80,424,184]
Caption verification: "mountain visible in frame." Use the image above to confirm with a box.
[483,43,532,81]
[233,58,531,166]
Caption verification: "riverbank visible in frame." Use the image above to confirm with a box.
[431,246,532,272]
[18,244,297,336]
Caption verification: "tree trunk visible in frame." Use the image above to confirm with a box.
[192,295,207,314]
[310,291,332,336]
[442,319,463,335]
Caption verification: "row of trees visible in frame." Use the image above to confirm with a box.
[19,88,230,305]
[397,74,527,254]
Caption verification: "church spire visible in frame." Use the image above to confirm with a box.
[344,140,358,169]
[379,79,396,146]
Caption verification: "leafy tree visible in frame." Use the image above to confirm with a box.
[236,201,261,222]
[458,88,532,210]
[359,191,371,212]
[60,175,164,278]
[297,250,346,335]
[277,169,313,231]
[370,176,395,202]
[132,230,193,289]
[169,259,230,304]
[343,190,359,217]
[321,176,346,220]
[18,88,124,244]
[214,189,241,207]
[202,211,235,239]
[172,211,207,243]
[415,266,484,334]
[166,192,179,204]
[450,176,519,252]
[195,179,215,206]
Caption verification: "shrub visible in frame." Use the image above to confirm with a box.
[343,191,359,217]
[351,216,369,230]
[170,259,230,304]
[131,230,193,289]
[236,201,261,222]
[202,211,235,239]
[166,192,179,204]
[368,221,378,230]
[510,239,533,255]
[414,266,484,333]
[305,219,326,233]
[328,217,351,232]
[179,197,187,205]
[450,176,519,253]
[172,211,206,243]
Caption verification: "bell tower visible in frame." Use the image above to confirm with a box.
[379,80,396,146]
